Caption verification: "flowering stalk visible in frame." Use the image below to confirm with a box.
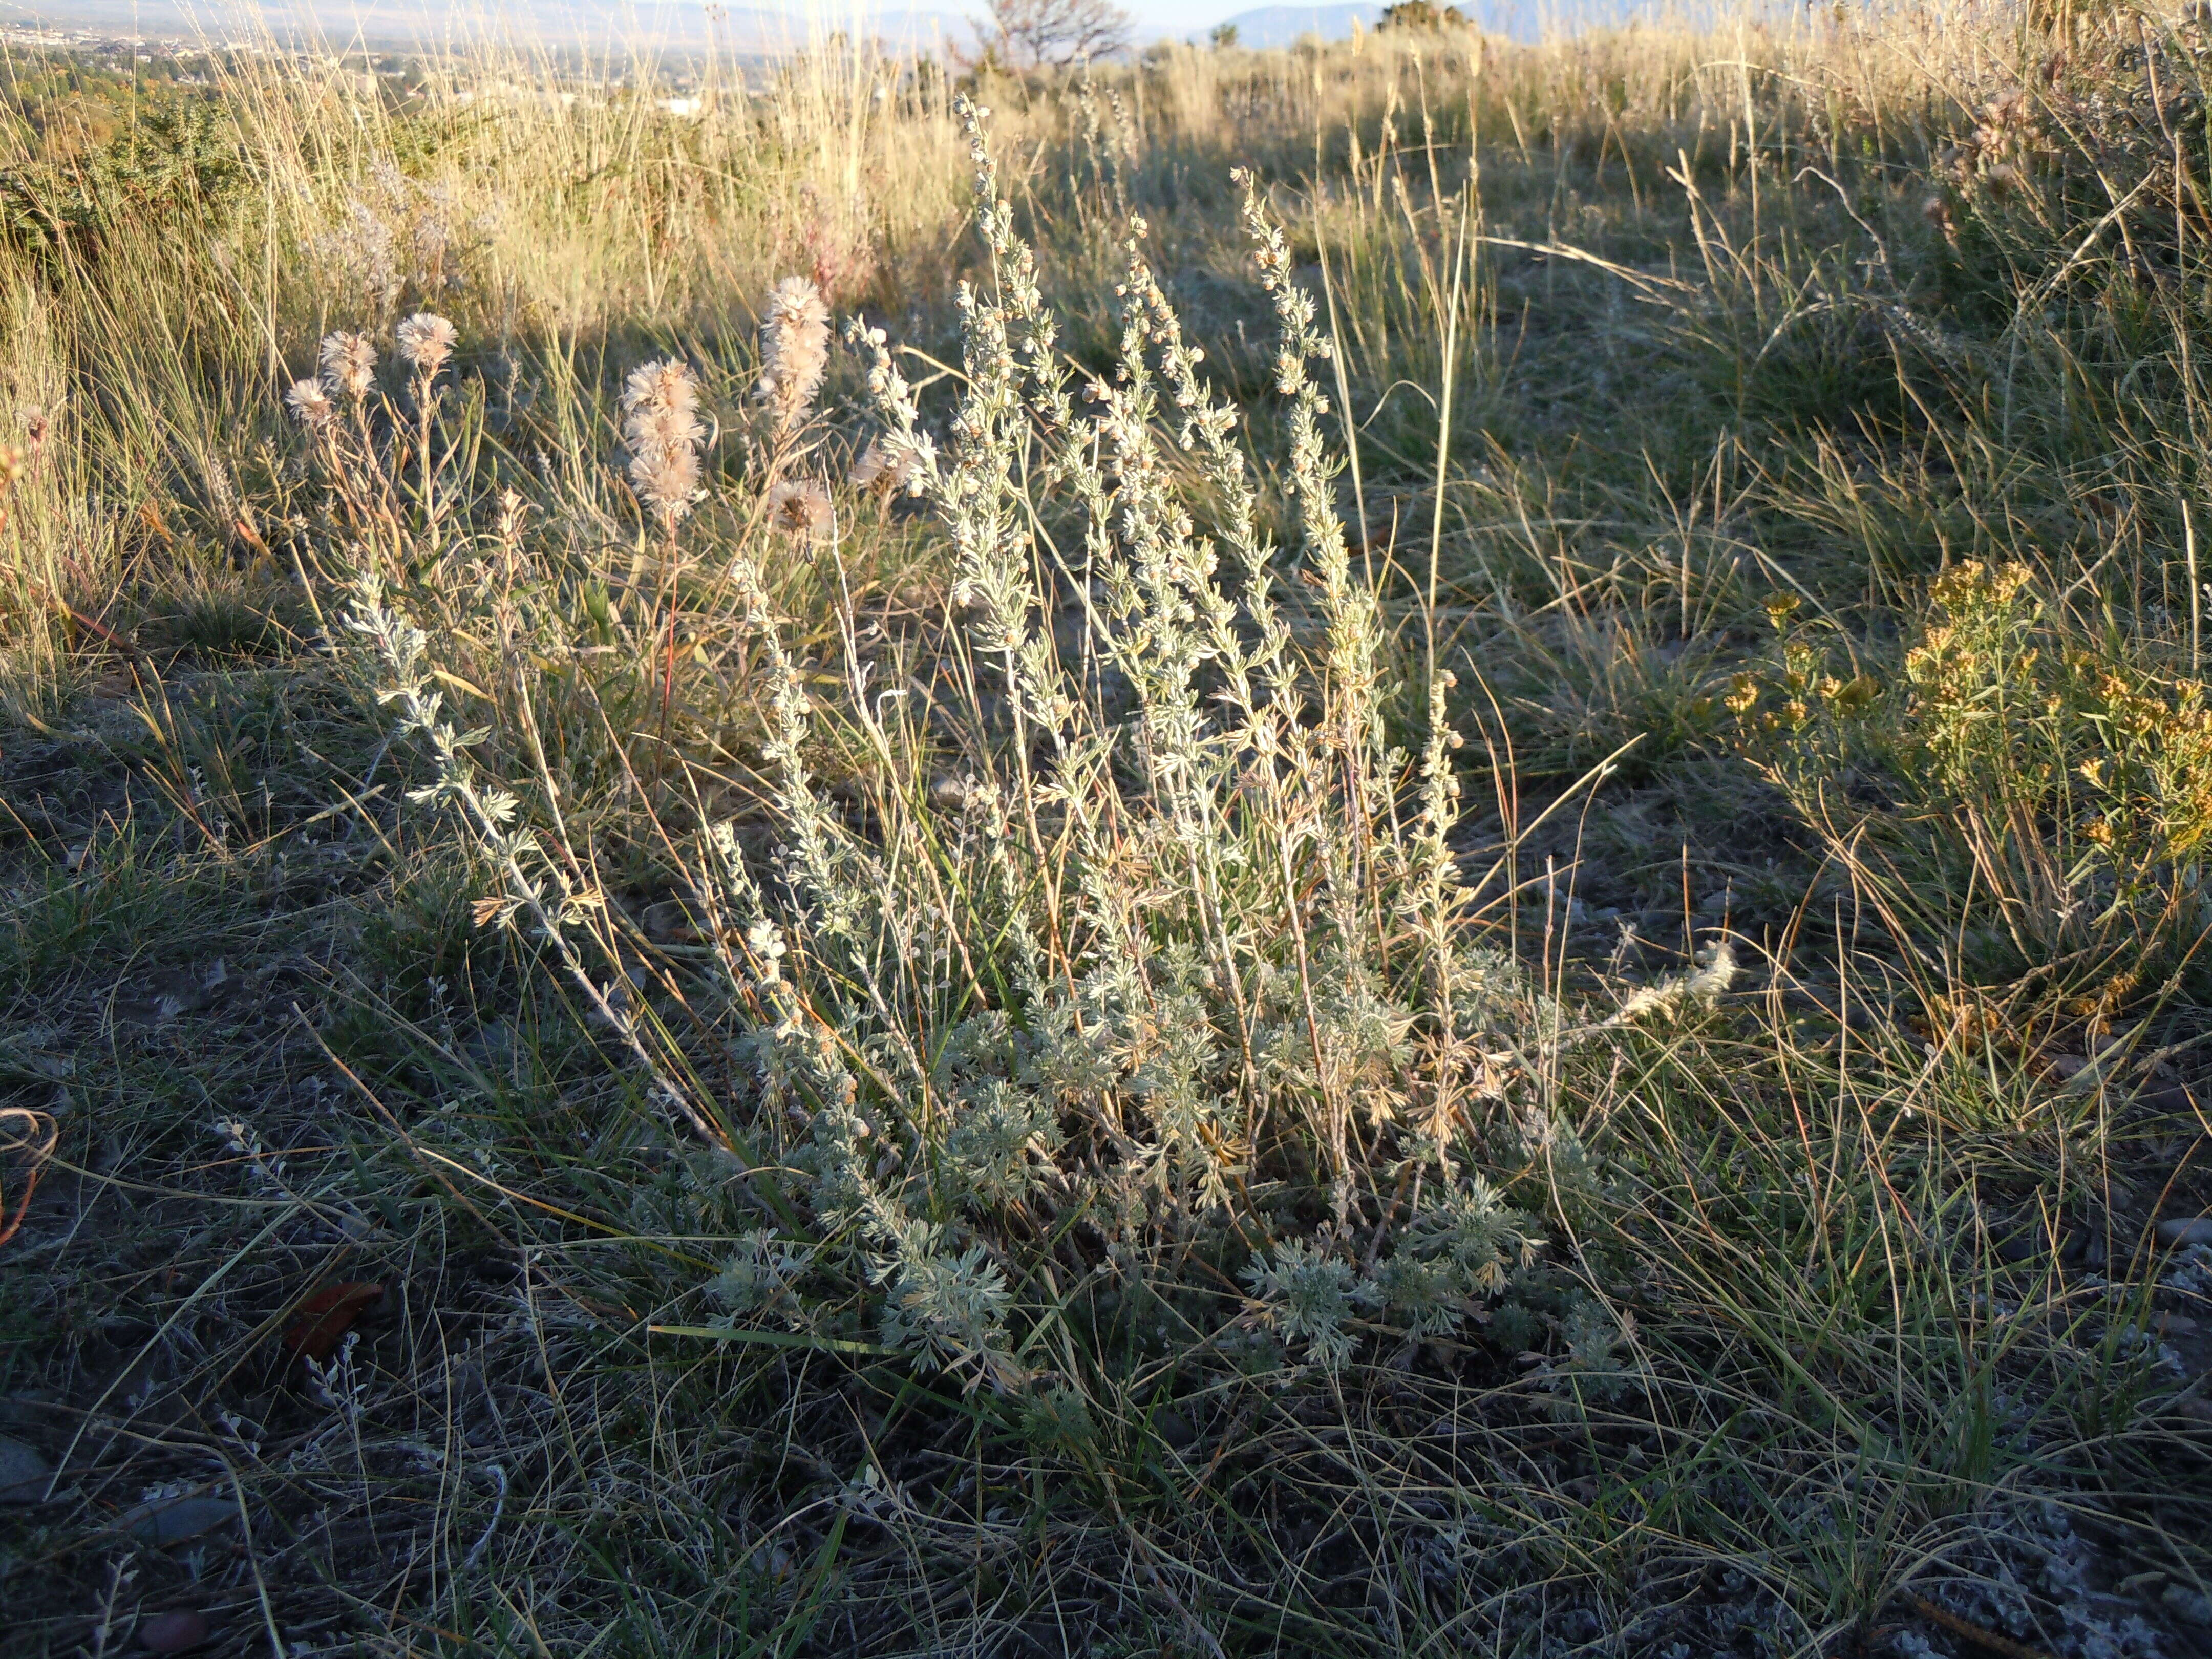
[757,275,832,452]
[396,311,457,552]
[621,358,707,752]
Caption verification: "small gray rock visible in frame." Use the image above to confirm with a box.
[0,1435,51,1503]
[1996,1225,2059,1264]
[2158,1217,2212,1247]
[1152,1408,1198,1451]
[137,1611,210,1653]
[2163,1582,2212,1625]
[117,1494,237,1546]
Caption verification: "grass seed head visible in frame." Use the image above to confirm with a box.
[622,358,706,455]
[622,358,706,523]
[848,435,924,497]
[630,437,703,524]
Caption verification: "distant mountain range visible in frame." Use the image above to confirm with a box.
[1202,1,1540,46]
[1201,4,1376,47]
[0,1,979,52]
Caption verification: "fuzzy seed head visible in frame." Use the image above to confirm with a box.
[848,435,926,498]
[285,378,336,429]
[622,358,707,524]
[318,331,378,402]
[396,311,458,376]
[622,358,706,456]
[756,275,831,435]
[765,477,834,541]
[631,442,702,521]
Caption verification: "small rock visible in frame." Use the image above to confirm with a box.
[1152,1408,1198,1451]
[0,1435,51,1503]
[2158,1218,2212,1247]
[2163,1582,2212,1625]
[2064,1229,2109,1270]
[332,1209,394,1245]
[137,1611,210,1654]
[117,1494,238,1546]
[464,1021,516,1068]
[1997,1222,2061,1263]
[2141,1081,2197,1114]
[0,1394,56,1431]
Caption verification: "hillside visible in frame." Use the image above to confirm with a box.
[1205,3,1380,45]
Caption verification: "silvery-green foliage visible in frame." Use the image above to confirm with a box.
[1523,1110,1609,1225]
[873,1216,1016,1381]
[1244,1239,1360,1371]
[356,101,1557,1393]
[932,1010,1014,1090]
[1020,996,1119,1108]
[1373,1179,1541,1338]
[1019,1382,1098,1455]
[944,1080,1061,1210]
[709,1230,813,1328]
[1544,1295,1641,1403]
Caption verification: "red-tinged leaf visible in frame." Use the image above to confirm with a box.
[283,1281,384,1361]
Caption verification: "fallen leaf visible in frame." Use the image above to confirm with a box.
[283,1281,385,1361]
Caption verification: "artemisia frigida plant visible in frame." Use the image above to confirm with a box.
[347,103,1543,1393]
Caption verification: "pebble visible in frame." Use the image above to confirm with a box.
[2164,1582,2212,1625]
[137,1611,209,1653]
[117,1494,238,1546]
[0,1435,51,1503]
[1996,1222,2059,1263]
[2158,1218,2212,1247]
[2065,1230,2109,1270]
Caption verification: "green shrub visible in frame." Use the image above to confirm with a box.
[1738,565,2212,1019]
